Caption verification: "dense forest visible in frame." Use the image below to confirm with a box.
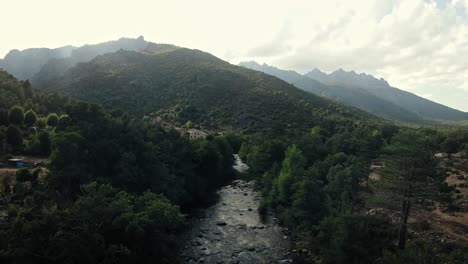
[0,70,237,263]
[1,41,468,263]
[239,123,468,263]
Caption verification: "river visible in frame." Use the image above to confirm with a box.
[179,155,292,263]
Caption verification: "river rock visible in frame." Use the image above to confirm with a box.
[247,246,255,251]
[192,240,202,246]
[216,221,227,226]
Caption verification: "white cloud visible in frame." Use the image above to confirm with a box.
[247,20,293,57]
[238,0,468,111]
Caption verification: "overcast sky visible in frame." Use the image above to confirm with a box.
[1,0,468,111]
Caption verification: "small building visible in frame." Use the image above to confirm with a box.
[435,153,449,158]
[188,129,208,140]
[7,159,24,168]
[174,127,187,135]
[370,161,385,170]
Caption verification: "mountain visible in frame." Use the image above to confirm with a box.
[34,47,376,134]
[0,36,163,83]
[240,61,468,124]
[0,46,75,80]
[305,68,468,122]
[240,62,427,124]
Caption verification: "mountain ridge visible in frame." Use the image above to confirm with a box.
[34,47,378,135]
[240,61,468,124]
[0,36,175,84]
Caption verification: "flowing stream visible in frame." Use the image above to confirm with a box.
[180,155,291,263]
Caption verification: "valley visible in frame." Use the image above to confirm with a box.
[0,36,467,264]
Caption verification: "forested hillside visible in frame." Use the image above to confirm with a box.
[36,48,376,135]
[240,62,426,124]
[0,70,238,263]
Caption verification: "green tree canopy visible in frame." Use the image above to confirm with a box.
[318,214,394,264]
[8,105,24,125]
[24,109,37,126]
[57,115,71,130]
[46,113,59,127]
[277,145,306,204]
[36,118,46,129]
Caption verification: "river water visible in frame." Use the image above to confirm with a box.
[179,155,291,263]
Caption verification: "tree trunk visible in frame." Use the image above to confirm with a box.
[398,199,410,249]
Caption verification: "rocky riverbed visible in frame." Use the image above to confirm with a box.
[180,180,292,263]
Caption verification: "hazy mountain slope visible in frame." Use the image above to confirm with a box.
[0,36,163,83]
[306,69,468,121]
[0,46,75,80]
[32,39,178,86]
[36,48,376,134]
[240,62,426,124]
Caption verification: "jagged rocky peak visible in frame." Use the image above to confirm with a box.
[305,67,390,89]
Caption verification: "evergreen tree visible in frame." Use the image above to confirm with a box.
[376,129,445,249]
[23,80,34,99]
[2,176,11,195]
[6,124,23,148]
[0,109,8,125]
[277,145,306,204]
[38,131,51,155]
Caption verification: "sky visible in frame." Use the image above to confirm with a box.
[1,0,468,111]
